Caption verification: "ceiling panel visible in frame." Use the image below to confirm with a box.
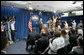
[1,1,83,13]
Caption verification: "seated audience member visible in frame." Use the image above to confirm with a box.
[61,29,70,54]
[77,20,83,28]
[47,30,54,39]
[34,30,49,54]
[68,29,78,52]
[1,37,9,54]
[69,36,83,54]
[61,29,70,46]
[26,28,37,51]
[69,29,78,46]
[77,27,83,36]
[48,31,65,54]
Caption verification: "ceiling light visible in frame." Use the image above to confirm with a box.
[7,1,27,4]
[28,6,33,10]
[53,10,56,13]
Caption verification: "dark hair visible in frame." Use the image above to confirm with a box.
[1,37,8,50]
[77,37,83,46]
[61,29,67,37]
[41,32,46,36]
[70,29,75,34]
[50,31,54,35]
[54,31,61,37]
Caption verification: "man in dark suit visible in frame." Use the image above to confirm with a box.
[1,37,9,54]
[34,31,49,53]
[38,17,43,33]
[26,28,38,51]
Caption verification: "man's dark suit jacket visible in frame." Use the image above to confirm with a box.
[27,31,38,45]
[35,36,49,52]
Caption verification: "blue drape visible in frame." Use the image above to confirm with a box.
[1,7,54,40]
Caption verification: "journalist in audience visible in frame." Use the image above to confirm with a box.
[48,31,65,54]
[34,29,49,54]
[69,36,83,54]
[77,20,83,28]
[26,28,38,51]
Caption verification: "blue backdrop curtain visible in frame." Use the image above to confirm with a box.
[1,7,83,40]
[1,7,54,40]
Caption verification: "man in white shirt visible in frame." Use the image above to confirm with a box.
[46,17,52,31]
[48,31,65,54]
[72,20,76,29]
[11,17,16,42]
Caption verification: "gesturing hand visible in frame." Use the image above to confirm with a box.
[49,39,52,43]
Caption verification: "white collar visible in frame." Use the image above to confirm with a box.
[1,50,6,54]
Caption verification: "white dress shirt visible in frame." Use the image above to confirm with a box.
[11,21,15,30]
[48,36,65,54]
[61,35,70,46]
[72,22,76,29]
[1,50,6,54]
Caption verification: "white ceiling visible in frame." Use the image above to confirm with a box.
[1,1,83,13]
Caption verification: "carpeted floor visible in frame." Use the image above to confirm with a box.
[6,40,33,54]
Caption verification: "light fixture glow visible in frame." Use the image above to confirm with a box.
[7,1,27,4]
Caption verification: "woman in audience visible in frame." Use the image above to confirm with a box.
[69,36,83,54]
[48,31,65,54]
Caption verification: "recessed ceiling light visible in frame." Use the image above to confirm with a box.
[7,1,27,4]
[53,10,56,13]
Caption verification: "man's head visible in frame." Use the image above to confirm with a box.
[61,29,67,36]
[70,28,76,34]
[54,31,61,37]
[1,37,9,51]
[77,36,83,46]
